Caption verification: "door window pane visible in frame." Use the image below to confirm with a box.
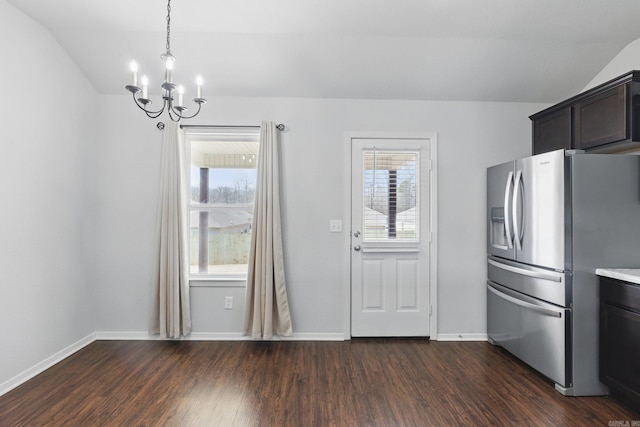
[363,150,419,241]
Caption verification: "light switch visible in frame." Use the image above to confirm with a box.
[330,220,342,233]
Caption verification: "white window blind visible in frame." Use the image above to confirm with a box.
[362,150,419,241]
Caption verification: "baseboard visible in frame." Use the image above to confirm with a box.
[0,333,96,397]
[94,331,163,341]
[248,332,345,341]
[95,331,346,341]
[97,331,489,342]
[436,333,488,341]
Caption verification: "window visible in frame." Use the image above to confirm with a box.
[362,150,419,241]
[185,129,259,281]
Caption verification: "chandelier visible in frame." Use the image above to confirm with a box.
[125,0,206,121]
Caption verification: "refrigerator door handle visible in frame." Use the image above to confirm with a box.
[488,283,563,318]
[488,259,562,282]
[503,171,514,249]
[512,170,523,251]
[504,171,513,249]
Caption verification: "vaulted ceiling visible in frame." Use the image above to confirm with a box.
[8,0,640,103]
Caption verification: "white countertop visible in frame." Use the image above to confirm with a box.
[595,268,640,285]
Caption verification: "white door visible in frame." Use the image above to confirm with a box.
[351,137,433,337]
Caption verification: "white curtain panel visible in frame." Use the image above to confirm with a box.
[151,121,191,339]
[243,121,293,339]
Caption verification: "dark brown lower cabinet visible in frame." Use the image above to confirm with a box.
[599,276,640,413]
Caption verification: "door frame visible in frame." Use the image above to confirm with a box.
[343,132,438,339]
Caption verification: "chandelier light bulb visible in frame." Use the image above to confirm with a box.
[164,58,174,84]
[130,61,138,86]
[141,75,149,99]
[196,75,203,99]
[177,85,185,106]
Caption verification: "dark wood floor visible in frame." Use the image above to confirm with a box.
[0,340,637,426]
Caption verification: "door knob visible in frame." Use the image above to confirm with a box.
[353,231,361,238]
[353,245,361,251]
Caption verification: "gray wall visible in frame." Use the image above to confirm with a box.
[94,96,541,338]
[0,0,97,389]
[0,0,555,392]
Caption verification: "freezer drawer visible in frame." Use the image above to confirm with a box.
[488,281,571,388]
[488,257,569,307]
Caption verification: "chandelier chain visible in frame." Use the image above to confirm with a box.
[166,0,172,54]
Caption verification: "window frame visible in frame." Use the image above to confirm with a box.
[184,128,260,286]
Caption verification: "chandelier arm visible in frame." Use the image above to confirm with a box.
[131,92,166,117]
[139,101,166,119]
[170,102,203,120]
[144,107,167,120]
[166,107,181,122]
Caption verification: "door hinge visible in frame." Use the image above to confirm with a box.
[429,231,433,243]
[429,305,433,316]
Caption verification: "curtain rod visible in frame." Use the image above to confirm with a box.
[179,123,285,131]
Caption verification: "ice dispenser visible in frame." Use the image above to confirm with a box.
[490,207,507,249]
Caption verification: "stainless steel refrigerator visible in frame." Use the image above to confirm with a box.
[487,149,640,396]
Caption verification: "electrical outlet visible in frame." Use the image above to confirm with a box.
[329,219,342,233]
[224,296,233,309]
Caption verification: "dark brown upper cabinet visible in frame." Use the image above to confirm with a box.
[532,106,571,154]
[530,71,640,155]
[574,85,627,150]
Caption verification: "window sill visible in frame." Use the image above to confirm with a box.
[189,278,247,288]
